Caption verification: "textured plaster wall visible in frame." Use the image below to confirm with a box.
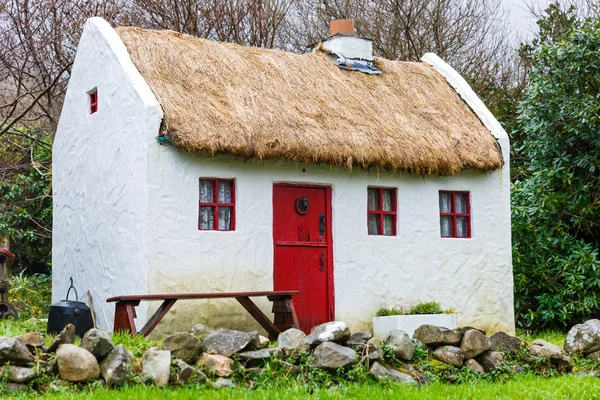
[146,150,514,336]
[52,18,163,330]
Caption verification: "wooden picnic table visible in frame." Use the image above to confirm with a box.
[106,291,299,340]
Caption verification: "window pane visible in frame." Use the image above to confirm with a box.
[218,181,232,203]
[218,207,232,230]
[456,216,468,237]
[199,206,214,229]
[383,215,394,235]
[456,192,468,213]
[368,214,380,235]
[382,190,394,211]
[440,216,452,237]
[439,192,451,213]
[368,189,379,210]
[199,180,214,203]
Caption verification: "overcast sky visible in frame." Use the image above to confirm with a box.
[504,0,549,42]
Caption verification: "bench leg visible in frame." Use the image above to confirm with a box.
[235,296,281,340]
[140,299,177,337]
[272,297,299,332]
[114,301,139,335]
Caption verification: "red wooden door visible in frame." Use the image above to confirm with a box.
[273,184,333,333]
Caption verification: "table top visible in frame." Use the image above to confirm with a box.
[107,290,299,302]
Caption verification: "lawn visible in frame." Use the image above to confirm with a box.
[11,375,598,400]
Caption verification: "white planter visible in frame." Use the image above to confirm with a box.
[373,314,458,340]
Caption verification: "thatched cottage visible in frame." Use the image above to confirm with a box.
[53,17,514,335]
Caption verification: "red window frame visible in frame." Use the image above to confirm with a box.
[439,191,471,238]
[89,91,98,114]
[367,187,397,236]
[198,178,236,231]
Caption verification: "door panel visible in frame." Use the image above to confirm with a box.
[273,185,333,333]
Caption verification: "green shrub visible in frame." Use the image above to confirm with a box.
[376,301,453,317]
[512,11,600,330]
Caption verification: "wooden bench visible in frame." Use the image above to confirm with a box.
[106,291,299,340]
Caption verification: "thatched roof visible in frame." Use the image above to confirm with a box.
[116,27,503,175]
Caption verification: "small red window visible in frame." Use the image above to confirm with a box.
[199,178,235,231]
[439,191,471,238]
[367,187,396,236]
[89,91,98,114]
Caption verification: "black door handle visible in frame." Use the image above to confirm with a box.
[319,252,325,272]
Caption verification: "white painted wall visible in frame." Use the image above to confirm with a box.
[52,18,163,330]
[146,150,514,335]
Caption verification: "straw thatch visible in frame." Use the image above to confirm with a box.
[116,27,503,175]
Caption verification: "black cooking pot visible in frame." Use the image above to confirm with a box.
[47,277,94,336]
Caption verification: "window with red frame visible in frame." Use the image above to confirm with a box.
[439,191,471,238]
[199,179,235,231]
[89,90,98,114]
[367,187,396,236]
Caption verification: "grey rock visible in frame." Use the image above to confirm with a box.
[174,359,208,383]
[369,362,418,386]
[141,347,171,386]
[586,349,600,362]
[413,325,462,347]
[7,383,28,392]
[575,370,600,378]
[307,321,351,346]
[245,331,262,350]
[17,332,45,352]
[81,329,114,360]
[2,366,36,383]
[433,346,464,367]
[214,377,235,388]
[464,359,485,374]
[0,337,33,366]
[48,324,76,353]
[565,319,600,355]
[312,342,356,370]
[476,351,505,372]
[460,329,491,359]
[252,335,270,350]
[237,348,282,366]
[363,338,383,361]
[280,361,302,376]
[197,353,233,377]
[489,331,525,353]
[530,339,573,371]
[163,332,201,364]
[191,324,213,340]
[512,365,524,373]
[100,344,133,386]
[56,344,100,382]
[384,330,415,361]
[200,329,253,357]
[455,326,486,336]
[277,328,310,359]
[347,331,373,348]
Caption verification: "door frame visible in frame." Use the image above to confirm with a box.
[272,182,335,322]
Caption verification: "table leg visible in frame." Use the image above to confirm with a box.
[272,296,299,332]
[140,299,177,337]
[113,300,139,335]
[235,296,281,340]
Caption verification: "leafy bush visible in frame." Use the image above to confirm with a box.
[0,132,52,273]
[512,12,600,329]
[8,272,52,319]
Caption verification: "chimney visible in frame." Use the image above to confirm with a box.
[320,19,374,63]
[330,19,355,36]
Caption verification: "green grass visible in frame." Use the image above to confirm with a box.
[1,375,595,400]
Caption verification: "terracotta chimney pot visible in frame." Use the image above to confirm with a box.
[330,19,355,36]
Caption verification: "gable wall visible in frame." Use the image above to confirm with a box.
[52,18,163,330]
[145,149,514,336]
